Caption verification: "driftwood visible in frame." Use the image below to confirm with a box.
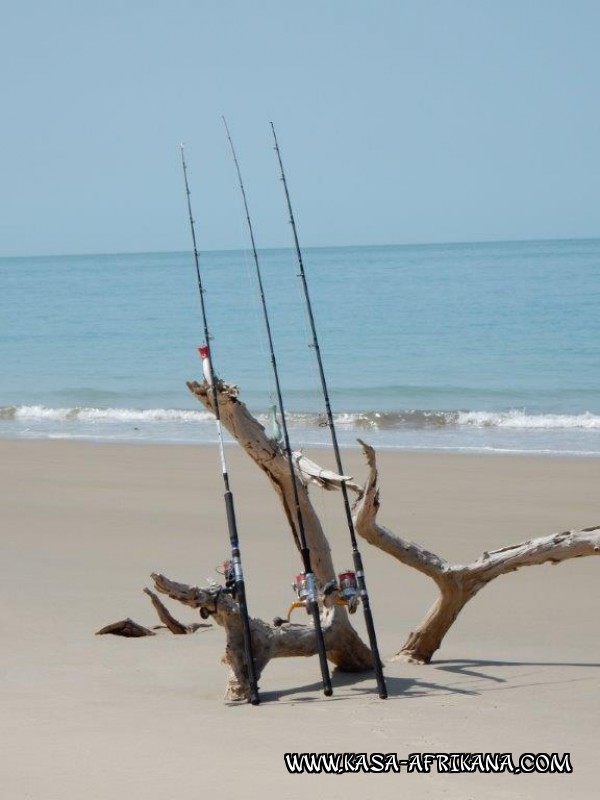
[97,589,211,638]
[354,439,600,664]
[186,379,363,572]
[188,378,600,668]
[151,572,366,701]
[96,619,155,637]
[129,374,599,701]
[137,378,373,701]
[142,587,210,634]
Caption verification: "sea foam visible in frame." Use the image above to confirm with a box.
[456,410,600,429]
[1,405,212,423]
[2,405,599,431]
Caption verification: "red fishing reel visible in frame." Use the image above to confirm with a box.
[337,570,359,613]
[273,572,316,626]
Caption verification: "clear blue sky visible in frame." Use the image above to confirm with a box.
[2,0,599,256]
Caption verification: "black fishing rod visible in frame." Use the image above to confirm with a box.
[222,118,333,698]
[270,123,388,700]
[179,144,260,706]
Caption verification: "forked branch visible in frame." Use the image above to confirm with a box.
[353,440,600,663]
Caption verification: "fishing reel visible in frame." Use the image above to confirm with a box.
[220,559,237,594]
[274,570,360,626]
[293,573,317,614]
[337,570,360,614]
[272,573,316,625]
[294,572,314,610]
[199,559,238,620]
[195,559,234,620]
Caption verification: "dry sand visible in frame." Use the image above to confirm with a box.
[1,439,599,798]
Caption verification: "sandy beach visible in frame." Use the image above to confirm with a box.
[2,438,599,798]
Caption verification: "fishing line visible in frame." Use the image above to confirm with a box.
[222,117,333,698]
[270,123,388,700]
[179,143,260,706]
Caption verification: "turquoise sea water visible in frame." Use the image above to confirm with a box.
[1,239,599,454]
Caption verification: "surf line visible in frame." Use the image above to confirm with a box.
[179,144,260,706]
[270,123,388,700]
[222,117,333,698]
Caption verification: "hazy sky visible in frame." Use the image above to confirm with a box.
[2,0,599,256]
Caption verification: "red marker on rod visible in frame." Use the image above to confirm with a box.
[198,345,213,386]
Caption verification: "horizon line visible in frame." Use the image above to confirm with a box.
[2,233,600,261]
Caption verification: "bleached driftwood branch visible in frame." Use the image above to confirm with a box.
[354,440,600,664]
[96,588,211,637]
[187,379,361,577]
[142,587,210,634]
[187,379,370,658]
[151,572,368,701]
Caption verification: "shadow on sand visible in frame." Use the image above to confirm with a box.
[257,668,478,704]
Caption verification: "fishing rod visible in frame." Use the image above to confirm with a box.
[222,117,333,698]
[270,123,388,700]
[179,144,260,706]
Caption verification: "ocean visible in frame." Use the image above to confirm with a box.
[1,239,599,455]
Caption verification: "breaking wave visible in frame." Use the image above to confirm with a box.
[333,409,600,430]
[455,410,600,430]
[0,405,212,423]
[1,405,599,430]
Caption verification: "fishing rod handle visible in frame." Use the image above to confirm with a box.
[301,568,333,696]
[234,576,261,706]
[351,550,388,699]
[309,600,333,697]
[361,597,388,700]
[224,490,260,705]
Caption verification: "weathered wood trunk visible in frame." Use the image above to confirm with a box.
[396,585,472,664]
